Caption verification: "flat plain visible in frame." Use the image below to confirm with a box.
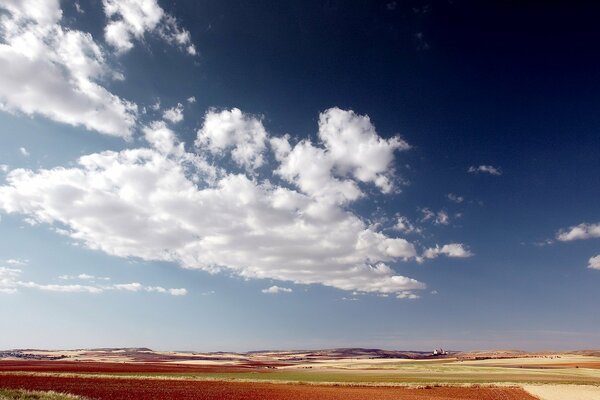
[1,348,599,399]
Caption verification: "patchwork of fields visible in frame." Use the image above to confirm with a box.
[1,350,599,399]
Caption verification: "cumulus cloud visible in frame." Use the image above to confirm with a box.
[103,0,196,55]
[556,222,600,242]
[0,0,138,137]
[0,267,185,295]
[468,165,502,176]
[422,243,473,260]
[19,147,30,157]
[162,103,184,123]
[0,108,434,297]
[262,285,292,294]
[196,108,268,172]
[272,108,409,204]
[187,96,196,104]
[588,255,600,270]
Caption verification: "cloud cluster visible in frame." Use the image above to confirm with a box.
[103,0,196,55]
[0,267,186,295]
[272,108,409,204]
[556,222,600,242]
[0,108,471,297]
[468,165,502,176]
[0,0,138,137]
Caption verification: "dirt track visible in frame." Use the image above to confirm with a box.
[0,375,538,399]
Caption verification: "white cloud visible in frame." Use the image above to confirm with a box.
[422,243,473,259]
[0,109,433,297]
[588,255,600,270]
[447,193,464,203]
[262,285,292,294]
[420,208,449,225]
[103,0,196,55]
[0,0,137,137]
[272,108,409,204]
[0,164,9,173]
[74,1,84,14]
[151,100,161,111]
[435,210,449,225]
[162,103,184,124]
[4,259,28,266]
[166,287,187,296]
[58,274,110,281]
[19,147,29,157]
[196,108,267,172]
[394,215,416,233]
[143,121,184,155]
[187,96,196,104]
[1,267,184,295]
[19,281,104,293]
[556,222,600,242]
[112,282,142,291]
[468,165,502,176]
[396,291,419,299]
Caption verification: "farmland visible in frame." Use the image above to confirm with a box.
[1,348,599,399]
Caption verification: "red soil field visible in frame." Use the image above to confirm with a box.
[0,360,263,374]
[0,375,538,400]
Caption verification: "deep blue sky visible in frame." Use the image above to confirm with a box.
[0,0,599,351]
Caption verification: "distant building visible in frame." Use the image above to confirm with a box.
[432,348,448,356]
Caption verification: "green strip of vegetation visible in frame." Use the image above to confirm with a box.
[0,389,83,400]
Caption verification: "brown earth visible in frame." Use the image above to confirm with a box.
[0,375,538,400]
[0,360,272,374]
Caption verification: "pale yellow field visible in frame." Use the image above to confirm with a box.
[523,384,600,400]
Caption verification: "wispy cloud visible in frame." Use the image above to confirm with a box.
[446,193,464,203]
[468,165,502,176]
[0,268,186,296]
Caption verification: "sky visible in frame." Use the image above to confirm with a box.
[0,0,599,352]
